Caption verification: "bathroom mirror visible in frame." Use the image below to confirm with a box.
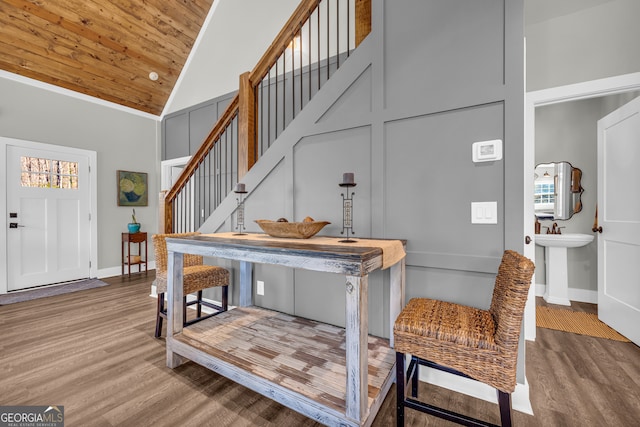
[534,161,583,220]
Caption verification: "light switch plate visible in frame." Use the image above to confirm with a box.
[471,202,497,224]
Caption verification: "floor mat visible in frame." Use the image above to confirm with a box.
[0,279,109,305]
[536,305,630,342]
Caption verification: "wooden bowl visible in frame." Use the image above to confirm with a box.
[255,219,330,239]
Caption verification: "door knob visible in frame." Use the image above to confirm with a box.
[525,235,532,244]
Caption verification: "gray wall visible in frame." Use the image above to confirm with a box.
[526,0,640,92]
[163,92,236,160]
[194,0,526,382]
[534,91,640,293]
[0,77,159,271]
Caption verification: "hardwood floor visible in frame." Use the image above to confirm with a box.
[1,275,638,426]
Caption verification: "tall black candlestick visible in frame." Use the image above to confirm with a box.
[234,184,248,235]
[339,173,357,243]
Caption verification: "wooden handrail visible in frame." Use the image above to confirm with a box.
[163,95,239,232]
[249,0,371,87]
[164,0,371,233]
[249,0,322,87]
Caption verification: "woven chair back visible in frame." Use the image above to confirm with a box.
[488,250,535,351]
[152,232,204,274]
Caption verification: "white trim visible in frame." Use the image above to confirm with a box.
[418,366,533,415]
[97,261,156,280]
[0,137,98,295]
[524,72,640,342]
[535,284,598,305]
[527,73,640,107]
[161,156,192,191]
[0,71,160,121]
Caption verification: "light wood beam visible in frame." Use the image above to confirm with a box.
[355,0,372,46]
[238,72,256,179]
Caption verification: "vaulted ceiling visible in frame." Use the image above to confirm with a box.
[0,0,215,116]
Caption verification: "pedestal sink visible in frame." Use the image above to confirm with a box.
[535,233,594,305]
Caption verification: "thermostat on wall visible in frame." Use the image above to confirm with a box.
[472,139,502,162]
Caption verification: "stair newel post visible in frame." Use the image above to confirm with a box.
[238,72,257,180]
[355,0,372,47]
[159,190,173,233]
[159,190,171,234]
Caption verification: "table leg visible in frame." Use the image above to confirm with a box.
[144,237,148,274]
[127,240,132,277]
[389,258,406,348]
[345,274,368,422]
[167,250,185,368]
[239,260,253,307]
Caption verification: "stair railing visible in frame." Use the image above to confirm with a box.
[164,0,370,233]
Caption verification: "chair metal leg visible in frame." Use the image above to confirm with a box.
[497,390,512,427]
[197,290,203,317]
[183,296,187,325]
[396,352,406,427]
[155,292,165,338]
[221,285,228,311]
[399,357,509,427]
[410,356,419,398]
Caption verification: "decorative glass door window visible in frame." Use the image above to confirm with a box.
[20,156,79,189]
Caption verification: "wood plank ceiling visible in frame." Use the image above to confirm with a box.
[0,0,215,116]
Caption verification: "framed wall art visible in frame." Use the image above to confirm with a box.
[117,170,148,206]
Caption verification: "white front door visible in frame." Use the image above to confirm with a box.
[597,95,640,346]
[6,145,91,290]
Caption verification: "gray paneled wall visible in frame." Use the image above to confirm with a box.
[384,0,505,115]
[167,0,525,383]
[162,92,236,160]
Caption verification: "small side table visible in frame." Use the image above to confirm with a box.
[122,232,148,277]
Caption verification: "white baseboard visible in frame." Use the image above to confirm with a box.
[418,365,533,415]
[97,261,155,280]
[535,284,597,304]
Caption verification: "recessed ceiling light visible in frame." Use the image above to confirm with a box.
[149,72,159,81]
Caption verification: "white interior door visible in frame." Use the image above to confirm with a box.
[6,145,91,290]
[597,95,640,346]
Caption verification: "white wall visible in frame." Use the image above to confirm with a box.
[164,0,300,114]
[0,74,159,274]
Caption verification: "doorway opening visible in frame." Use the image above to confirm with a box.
[524,72,640,341]
[1,137,98,294]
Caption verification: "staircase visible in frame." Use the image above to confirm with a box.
[163,0,371,233]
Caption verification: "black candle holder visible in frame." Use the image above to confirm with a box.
[234,184,247,235]
[339,174,356,243]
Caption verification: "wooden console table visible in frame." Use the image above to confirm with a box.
[164,233,406,426]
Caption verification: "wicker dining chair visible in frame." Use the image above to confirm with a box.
[394,250,534,427]
[153,232,230,338]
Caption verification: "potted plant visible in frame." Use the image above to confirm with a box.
[128,208,141,233]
